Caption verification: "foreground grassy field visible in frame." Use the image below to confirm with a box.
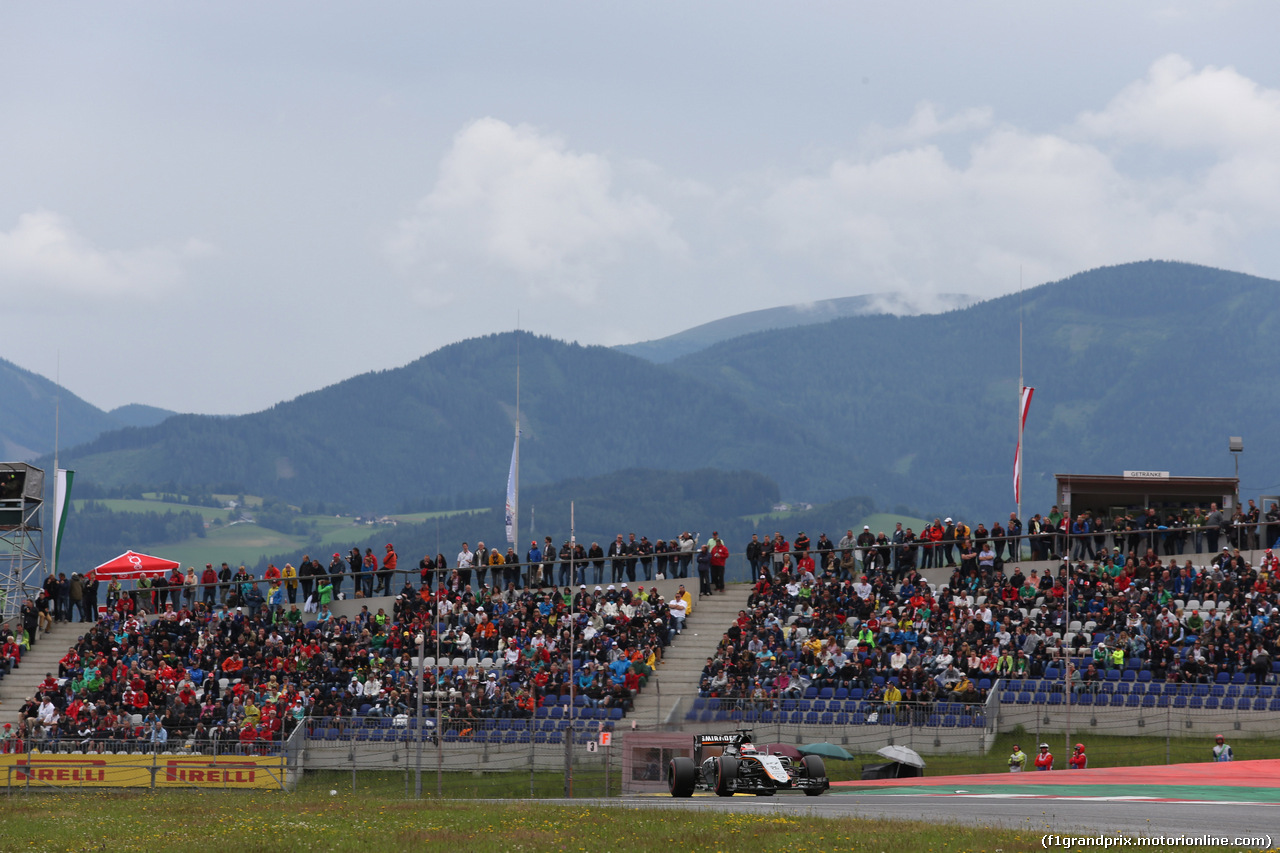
[0,787,1210,853]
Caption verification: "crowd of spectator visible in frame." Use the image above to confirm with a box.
[700,504,1280,720]
[1,538,690,755]
[5,503,1279,754]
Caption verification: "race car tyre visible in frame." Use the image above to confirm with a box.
[713,756,738,797]
[668,757,696,798]
[800,755,826,796]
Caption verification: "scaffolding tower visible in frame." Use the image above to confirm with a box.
[0,462,44,621]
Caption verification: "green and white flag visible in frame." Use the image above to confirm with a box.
[52,468,75,575]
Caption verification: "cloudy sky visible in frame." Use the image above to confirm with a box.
[2,2,1277,414]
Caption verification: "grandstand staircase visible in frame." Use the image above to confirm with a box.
[631,582,753,730]
[1,620,82,719]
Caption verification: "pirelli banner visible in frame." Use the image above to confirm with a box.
[0,754,287,790]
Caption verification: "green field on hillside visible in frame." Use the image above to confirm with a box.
[73,498,230,523]
[739,511,931,538]
[856,512,932,537]
[73,497,485,569]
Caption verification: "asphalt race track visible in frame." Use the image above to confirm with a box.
[593,792,1280,841]
[552,760,1280,846]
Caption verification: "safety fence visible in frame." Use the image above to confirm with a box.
[300,716,620,798]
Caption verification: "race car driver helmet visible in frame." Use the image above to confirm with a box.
[740,743,757,755]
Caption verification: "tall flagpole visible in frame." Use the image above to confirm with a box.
[52,354,60,580]
[514,323,520,554]
[1017,271,1023,528]
[506,322,521,560]
[566,499,576,797]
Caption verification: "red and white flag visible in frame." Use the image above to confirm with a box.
[1013,386,1034,504]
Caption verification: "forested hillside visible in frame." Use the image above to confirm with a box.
[672,261,1280,515]
[37,260,1280,528]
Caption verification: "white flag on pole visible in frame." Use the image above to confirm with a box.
[1013,386,1034,504]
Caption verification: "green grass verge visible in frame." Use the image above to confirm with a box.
[814,729,1280,781]
[0,788,1213,853]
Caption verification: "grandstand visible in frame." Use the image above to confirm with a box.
[3,515,1278,790]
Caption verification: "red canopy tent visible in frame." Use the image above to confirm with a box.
[93,550,181,580]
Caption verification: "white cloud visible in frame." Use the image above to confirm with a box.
[0,211,208,299]
[859,102,994,152]
[756,55,1280,296]
[385,118,684,306]
[1078,55,1280,154]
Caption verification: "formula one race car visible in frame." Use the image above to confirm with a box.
[668,730,828,797]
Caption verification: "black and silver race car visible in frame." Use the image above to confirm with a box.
[668,730,828,797]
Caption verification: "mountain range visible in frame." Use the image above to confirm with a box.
[13,260,1280,523]
[615,291,975,363]
[0,358,174,461]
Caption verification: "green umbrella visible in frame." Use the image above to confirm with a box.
[798,742,853,760]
